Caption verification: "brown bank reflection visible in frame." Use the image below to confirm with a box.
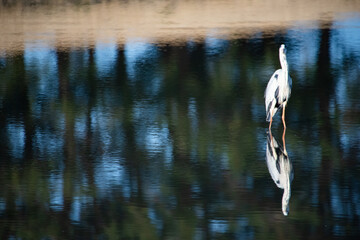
[1,0,360,53]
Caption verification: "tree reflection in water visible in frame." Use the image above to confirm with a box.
[0,17,360,240]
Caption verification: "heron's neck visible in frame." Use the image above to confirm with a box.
[282,175,291,215]
[280,58,289,85]
[283,176,291,200]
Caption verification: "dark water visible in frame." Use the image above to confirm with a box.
[1,4,360,239]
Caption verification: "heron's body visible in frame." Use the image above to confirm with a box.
[266,131,293,216]
[265,44,292,129]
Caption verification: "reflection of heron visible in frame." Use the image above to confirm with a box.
[265,44,292,130]
[266,130,293,216]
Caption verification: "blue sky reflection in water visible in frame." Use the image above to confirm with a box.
[0,7,360,240]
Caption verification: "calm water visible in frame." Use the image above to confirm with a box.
[0,1,360,239]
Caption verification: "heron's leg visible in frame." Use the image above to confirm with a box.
[282,105,286,129]
[269,109,274,130]
[269,117,272,130]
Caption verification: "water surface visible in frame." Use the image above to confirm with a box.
[0,0,360,239]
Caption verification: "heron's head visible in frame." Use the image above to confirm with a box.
[282,200,289,216]
[279,44,287,57]
[279,44,288,68]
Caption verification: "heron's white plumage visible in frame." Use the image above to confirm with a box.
[265,69,283,121]
[265,44,292,125]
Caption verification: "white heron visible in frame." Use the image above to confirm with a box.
[265,44,292,129]
[266,130,293,216]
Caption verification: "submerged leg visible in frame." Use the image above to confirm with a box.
[282,128,287,155]
[282,127,286,144]
[269,128,274,145]
[282,105,286,129]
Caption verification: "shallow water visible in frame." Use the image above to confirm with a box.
[0,1,360,239]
